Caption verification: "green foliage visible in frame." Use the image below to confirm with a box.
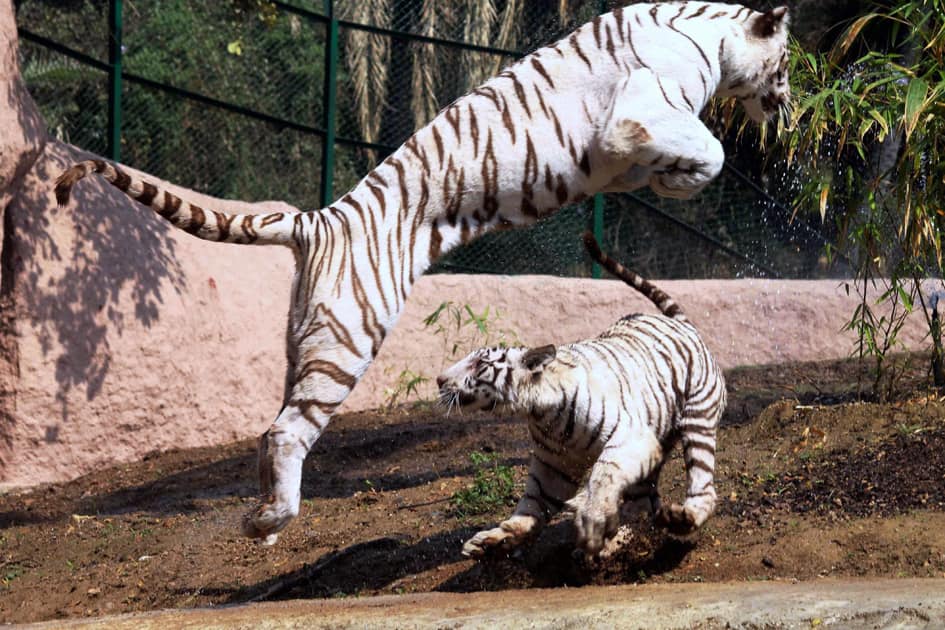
[780,0,945,398]
[423,301,520,371]
[381,368,429,410]
[450,451,517,518]
[1,563,24,588]
[19,0,362,208]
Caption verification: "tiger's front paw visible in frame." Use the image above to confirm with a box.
[242,499,299,542]
[655,503,698,536]
[649,169,707,200]
[461,526,514,558]
[575,507,619,557]
[461,515,537,558]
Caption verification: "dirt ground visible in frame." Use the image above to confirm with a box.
[2,356,945,624]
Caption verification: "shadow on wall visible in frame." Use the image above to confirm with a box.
[10,145,186,423]
[0,74,46,205]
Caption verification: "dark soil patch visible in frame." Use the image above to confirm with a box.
[756,427,945,517]
[1,356,944,623]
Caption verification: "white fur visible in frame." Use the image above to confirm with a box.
[248,2,783,541]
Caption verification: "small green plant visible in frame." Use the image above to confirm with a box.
[798,450,816,462]
[132,526,155,540]
[100,521,119,538]
[450,451,517,518]
[895,422,926,436]
[424,301,520,371]
[1,564,23,587]
[382,368,429,410]
[840,252,918,401]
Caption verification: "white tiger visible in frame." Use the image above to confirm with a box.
[437,232,726,557]
[55,3,787,543]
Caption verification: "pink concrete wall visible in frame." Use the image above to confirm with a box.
[5,141,295,486]
[344,275,931,411]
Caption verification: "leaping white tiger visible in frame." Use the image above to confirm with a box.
[54,2,789,543]
[437,232,726,558]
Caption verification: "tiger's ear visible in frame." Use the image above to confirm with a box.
[751,6,788,38]
[522,345,556,372]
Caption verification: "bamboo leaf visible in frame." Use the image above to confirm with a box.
[904,77,930,139]
[805,52,819,73]
[411,0,440,129]
[859,75,901,101]
[830,13,881,63]
[896,285,914,312]
[819,185,830,221]
[868,109,890,138]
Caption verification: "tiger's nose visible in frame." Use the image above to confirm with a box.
[436,375,447,388]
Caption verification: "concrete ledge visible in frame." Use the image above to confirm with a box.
[29,577,945,629]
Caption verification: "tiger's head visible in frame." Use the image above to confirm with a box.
[719,6,791,124]
[436,345,557,412]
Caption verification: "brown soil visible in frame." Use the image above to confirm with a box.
[2,356,945,624]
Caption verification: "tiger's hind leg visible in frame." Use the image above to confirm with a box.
[566,459,663,522]
[243,403,325,543]
[244,293,372,543]
[245,332,307,544]
[623,459,664,518]
[575,425,662,557]
[462,454,580,558]
[656,415,719,536]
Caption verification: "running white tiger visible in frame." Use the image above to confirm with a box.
[437,232,726,558]
[54,2,787,543]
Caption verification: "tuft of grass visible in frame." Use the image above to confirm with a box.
[895,422,927,436]
[450,451,516,518]
[423,301,520,371]
[382,369,430,410]
[1,564,24,587]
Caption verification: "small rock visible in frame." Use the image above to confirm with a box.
[87,588,101,596]
[762,556,775,568]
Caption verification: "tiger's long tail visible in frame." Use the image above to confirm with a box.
[55,159,297,246]
[582,231,687,323]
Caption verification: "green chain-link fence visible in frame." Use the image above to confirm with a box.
[16,0,844,280]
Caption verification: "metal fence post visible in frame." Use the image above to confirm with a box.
[590,0,609,279]
[320,0,339,208]
[591,194,604,279]
[107,0,123,162]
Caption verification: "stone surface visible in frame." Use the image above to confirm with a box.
[0,0,48,478]
[28,577,945,629]
[0,0,45,210]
